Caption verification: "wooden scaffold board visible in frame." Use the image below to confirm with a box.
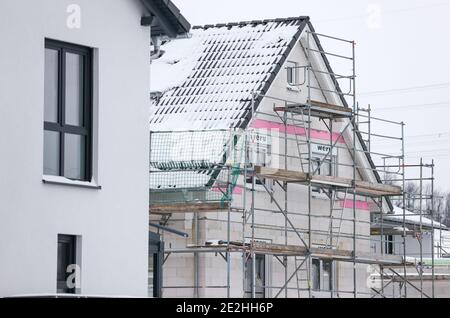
[150,201,230,214]
[274,100,353,119]
[253,166,402,197]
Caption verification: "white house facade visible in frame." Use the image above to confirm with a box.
[0,0,189,297]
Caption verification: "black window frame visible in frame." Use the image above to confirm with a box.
[149,232,164,298]
[57,234,77,294]
[44,39,93,182]
[286,60,299,86]
[385,235,394,255]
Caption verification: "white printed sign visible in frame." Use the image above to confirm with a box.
[312,144,337,156]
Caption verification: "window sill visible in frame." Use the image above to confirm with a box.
[43,175,101,190]
[286,85,301,92]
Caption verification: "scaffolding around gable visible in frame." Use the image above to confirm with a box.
[148,30,443,298]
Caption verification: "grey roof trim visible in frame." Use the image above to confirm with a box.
[192,16,310,31]
[141,0,191,37]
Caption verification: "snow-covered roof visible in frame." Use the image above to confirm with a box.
[150,17,309,131]
[385,207,447,229]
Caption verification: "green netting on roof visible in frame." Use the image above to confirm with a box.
[149,130,246,205]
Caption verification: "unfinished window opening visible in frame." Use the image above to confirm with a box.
[311,153,336,194]
[246,131,272,188]
[286,61,299,86]
[312,258,333,292]
[244,254,267,298]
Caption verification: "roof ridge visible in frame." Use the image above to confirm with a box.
[192,16,310,30]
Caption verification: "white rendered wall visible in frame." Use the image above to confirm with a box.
[0,0,150,297]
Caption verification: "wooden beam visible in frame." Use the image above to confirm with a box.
[254,166,308,182]
[376,274,450,282]
[355,180,402,196]
[150,202,229,214]
[371,228,415,236]
[274,100,352,118]
[251,242,406,265]
[253,166,402,197]
[356,251,406,266]
[310,100,352,113]
[252,242,308,256]
[311,175,352,188]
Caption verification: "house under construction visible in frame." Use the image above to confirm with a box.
[148,17,446,298]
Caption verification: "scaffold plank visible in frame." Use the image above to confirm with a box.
[170,242,409,266]
[253,166,402,197]
[150,202,230,214]
[355,180,402,197]
[374,274,450,282]
[254,166,308,182]
[274,100,353,118]
[370,227,415,236]
[252,242,406,265]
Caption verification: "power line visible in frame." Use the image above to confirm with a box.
[372,101,450,111]
[372,132,450,144]
[360,82,450,96]
[406,132,450,139]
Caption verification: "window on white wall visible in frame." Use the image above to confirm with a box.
[57,234,79,294]
[312,258,333,292]
[286,61,299,86]
[44,39,93,182]
[312,155,333,176]
[384,235,394,255]
[311,153,336,194]
[312,258,321,290]
[244,254,271,298]
[322,260,332,291]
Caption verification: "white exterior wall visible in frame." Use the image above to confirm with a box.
[157,27,374,298]
[0,0,150,297]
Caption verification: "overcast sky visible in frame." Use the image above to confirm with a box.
[173,0,450,191]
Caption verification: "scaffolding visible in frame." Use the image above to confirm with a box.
[148,30,444,298]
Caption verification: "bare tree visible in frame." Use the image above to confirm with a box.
[445,193,450,227]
